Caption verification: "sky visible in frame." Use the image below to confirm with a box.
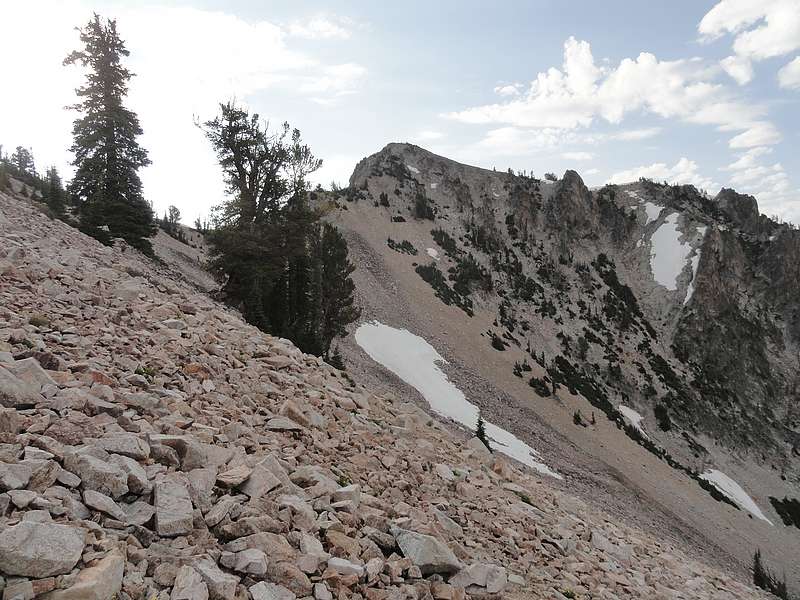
[1,0,798,225]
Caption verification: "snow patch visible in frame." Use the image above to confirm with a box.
[699,470,773,525]
[650,213,692,291]
[430,182,438,190]
[644,202,662,225]
[426,248,439,260]
[406,164,420,175]
[354,321,561,478]
[683,227,706,305]
[617,405,648,439]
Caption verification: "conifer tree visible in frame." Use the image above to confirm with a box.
[10,146,36,179]
[64,14,154,254]
[200,101,359,357]
[476,410,491,452]
[44,166,65,214]
[319,223,359,354]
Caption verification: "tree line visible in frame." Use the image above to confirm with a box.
[0,145,66,214]
[1,14,359,361]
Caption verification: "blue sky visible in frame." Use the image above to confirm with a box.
[1,0,798,224]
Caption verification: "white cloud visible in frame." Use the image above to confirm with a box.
[299,63,366,96]
[609,157,718,192]
[720,55,753,84]
[287,15,353,40]
[561,151,593,161]
[723,146,772,171]
[471,127,577,156]
[611,127,663,141]
[445,37,777,150]
[494,84,521,97]
[0,2,365,221]
[585,168,600,176]
[699,0,800,61]
[415,130,445,141]
[721,147,797,221]
[728,122,782,148]
[778,56,800,89]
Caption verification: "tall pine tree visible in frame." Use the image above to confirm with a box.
[64,14,155,254]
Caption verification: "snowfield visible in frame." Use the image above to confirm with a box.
[650,213,692,291]
[406,164,420,174]
[355,321,561,478]
[617,405,648,439]
[699,470,773,525]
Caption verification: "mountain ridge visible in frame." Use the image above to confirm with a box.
[321,141,800,592]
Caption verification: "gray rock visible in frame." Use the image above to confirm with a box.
[191,556,239,600]
[433,507,463,537]
[0,407,26,433]
[238,460,281,499]
[249,582,296,600]
[83,489,126,521]
[278,494,317,531]
[204,495,238,528]
[231,548,268,575]
[95,434,150,460]
[326,557,364,577]
[7,489,37,508]
[162,319,188,330]
[3,579,34,600]
[171,565,208,600]
[222,532,296,563]
[0,365,43,408]
[591,529,633,563]
[265,416,302,431]
[108,453,151,495]
[63,451,128,498]
[40,548,124,599]
[3,358,56,390]
[313,583,332,600]
[122,499,156,526]
[187,467,217,513]
[0,461,32,491]
[448,562,508,594]
[331,483,360,509]
[155,477,194,537]
[390,527,462,575]
[0,521,84,577]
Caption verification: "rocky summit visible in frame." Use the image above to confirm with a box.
[0,187,774,598]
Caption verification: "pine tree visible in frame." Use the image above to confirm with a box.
[64,14,154,254]
[200,101,360,358]
[10,146,36,179]
[0,164,10,191]
[319,223,360,353]
[167,205,180,231]
[44,166,65,214]
[476,410,491,452]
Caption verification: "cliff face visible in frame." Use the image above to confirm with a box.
[343,142,800,474]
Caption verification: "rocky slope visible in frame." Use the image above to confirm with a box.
[0,179,775,597]
[318,143,800,592]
